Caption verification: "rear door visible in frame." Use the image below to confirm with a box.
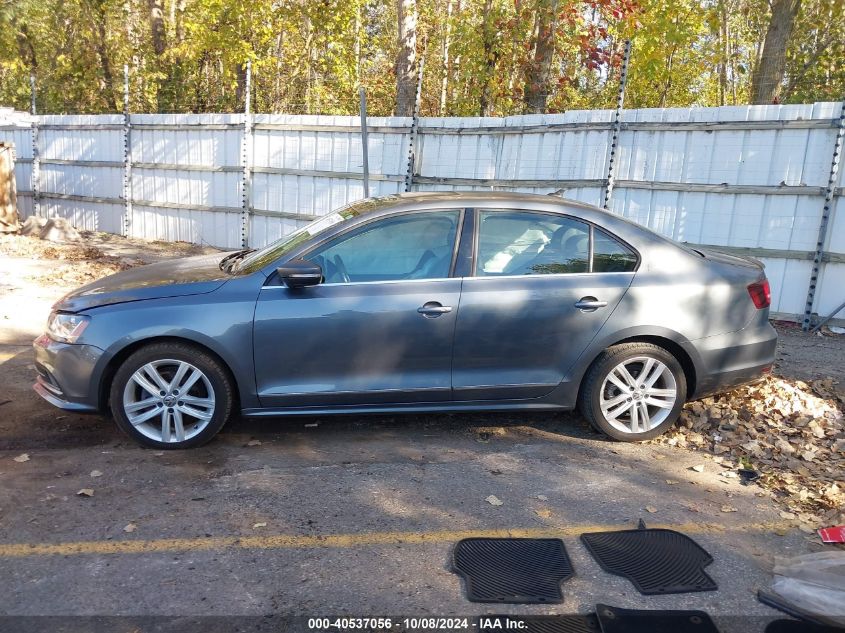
[452,209,638,401]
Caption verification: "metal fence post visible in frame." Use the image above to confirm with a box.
[359,86,370,198]
[241,60,253,248]
[29,73,41,218]
[802,99,845,331]
[122,65,133,238]
[404,55,425,192]
[603,39,632,210]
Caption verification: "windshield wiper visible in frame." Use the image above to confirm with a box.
[219,249,256,272]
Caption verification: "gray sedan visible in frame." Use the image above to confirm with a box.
[33,192,777,448]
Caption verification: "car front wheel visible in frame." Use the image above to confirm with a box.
[578,342,686,442]
[110,342,234,449]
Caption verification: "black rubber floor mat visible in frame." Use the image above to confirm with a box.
[452,537,574,603]
[595,604,721,633]
[580,527,716,595]
[765,619,844,633]
[478,615,600,633]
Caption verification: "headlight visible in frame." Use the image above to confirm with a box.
[46,312,90,343]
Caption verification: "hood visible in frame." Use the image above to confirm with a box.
[54,252,231,312]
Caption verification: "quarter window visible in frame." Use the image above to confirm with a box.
[593,228,638,272]
[305,211,460,283]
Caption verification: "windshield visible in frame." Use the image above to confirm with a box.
[234,196,399,274]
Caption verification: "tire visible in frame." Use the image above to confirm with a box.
[110,342,234,449]
[578,342,686,442]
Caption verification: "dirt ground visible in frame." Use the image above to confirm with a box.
[0,232,843,631]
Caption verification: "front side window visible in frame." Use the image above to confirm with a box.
[305,211,460,284]
[476,211,590,276]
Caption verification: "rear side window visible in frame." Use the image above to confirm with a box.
[476,211,589,276]
[593,228,638,272]
[474,210,638,276]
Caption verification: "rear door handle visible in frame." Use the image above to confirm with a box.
[574,297,608,311]
[417,301,453,318]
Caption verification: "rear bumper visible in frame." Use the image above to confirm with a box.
[684,320,778,399]
[31,334,102,412]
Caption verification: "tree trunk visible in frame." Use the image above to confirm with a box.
[395,0,417,116]
[147,0,167,56]
[91,0,120,112]
[751,0,801,104]
[439,0,453,114]
[523,0,559,114]
[479,0,498,116]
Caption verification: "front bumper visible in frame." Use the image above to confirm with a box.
[684,320,778,399]
[32,334,103,412]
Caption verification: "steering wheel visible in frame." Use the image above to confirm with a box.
[333,254,351,283]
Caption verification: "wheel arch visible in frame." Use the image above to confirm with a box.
[97,335,241,413]
[570,328,700,404]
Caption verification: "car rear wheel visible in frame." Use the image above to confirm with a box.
[110,342,233,449]
[578,342,686,442]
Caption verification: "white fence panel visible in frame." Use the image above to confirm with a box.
[0,104,842,323]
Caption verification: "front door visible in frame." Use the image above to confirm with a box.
[253,210,463,408]
[452,209,637,400]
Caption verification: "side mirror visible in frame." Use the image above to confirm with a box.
[276,259,323,289]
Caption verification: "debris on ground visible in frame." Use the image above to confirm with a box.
[123,523,137,533]
[485,495,503,506]
[654,375,845,524]
[1,226,217,287]
[90,470,102,478]
[76,488,94,497]
[12,453,29,463]
[818,526,845,544]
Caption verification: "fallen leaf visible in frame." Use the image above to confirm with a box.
[691,464,705,473]
[90,470,103,478]
[536,494,548,501]
[666,479,678,485]
[246,440,262,447]
[535,509,552,518]
[720,505,738,513]
[13,453,30,463]
[645,505,658,513]
[123,523,136,533]
[779,511,796,520]
[77,488,94,497]
[486,495,503,506]
[252,522,267,529]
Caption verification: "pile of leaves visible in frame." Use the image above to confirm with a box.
[654,375,845,528]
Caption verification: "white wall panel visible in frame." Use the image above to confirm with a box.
[0,105,841,321]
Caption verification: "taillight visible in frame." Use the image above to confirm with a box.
[747,279,771,309]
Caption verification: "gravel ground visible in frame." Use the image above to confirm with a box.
[0,233,842,631]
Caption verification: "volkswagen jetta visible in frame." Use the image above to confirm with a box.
[33,192,777,448]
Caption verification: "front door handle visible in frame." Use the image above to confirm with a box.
[417,301,453,318]
[574,296,608,311]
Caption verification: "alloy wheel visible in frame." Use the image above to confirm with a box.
[599,356,678,434]
[122,359,216,444]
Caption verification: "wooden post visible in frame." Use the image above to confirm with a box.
[0,142,19,232]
